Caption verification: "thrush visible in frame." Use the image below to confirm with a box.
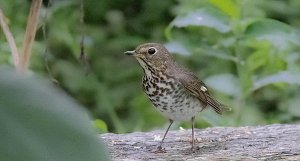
[125,43,226,152]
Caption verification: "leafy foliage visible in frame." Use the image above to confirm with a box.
[167,0,300,126]
[0,67,109,161]
[170,7,231,33]
[0,0,300,135]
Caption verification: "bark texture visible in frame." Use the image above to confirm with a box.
[100,124,300,161]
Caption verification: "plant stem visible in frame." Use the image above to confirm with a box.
[0,8,19,67]
[18,0,42,72]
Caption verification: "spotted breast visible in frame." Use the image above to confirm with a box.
[142,70,204,121]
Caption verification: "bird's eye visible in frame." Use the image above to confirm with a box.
[147,47,156,55]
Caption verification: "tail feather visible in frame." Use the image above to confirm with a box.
[205,94,229,115]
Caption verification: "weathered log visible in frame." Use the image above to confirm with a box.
[100,124,300,161]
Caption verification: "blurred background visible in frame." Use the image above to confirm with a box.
[1,0,300,134]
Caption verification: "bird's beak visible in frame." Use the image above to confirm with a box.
[124,50,136,56]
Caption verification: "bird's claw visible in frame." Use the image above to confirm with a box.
[154,146,167,153]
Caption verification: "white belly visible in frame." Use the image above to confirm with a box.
[154,89,203,121]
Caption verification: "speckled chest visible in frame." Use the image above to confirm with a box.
[142,71,203,121]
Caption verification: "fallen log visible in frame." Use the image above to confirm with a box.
[100,124,300,160]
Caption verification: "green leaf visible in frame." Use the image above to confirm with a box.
[94,119,108,133]
[164,25,173,41]
[0,67,109,161]
[208,0,240,18]
[165,42,190,55]
[244,19,300,49]
[246,47,268,72]
[171,7,231,33]
[253,71,300,90]
[205,73,240,96]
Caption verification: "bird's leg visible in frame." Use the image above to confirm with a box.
[156,119,174,153]
[191,116,195,151]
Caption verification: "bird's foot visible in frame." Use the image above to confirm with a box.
[191,145,199,153]
[190,139,201,153]
[191,146,195,153]
[154,146,167,153]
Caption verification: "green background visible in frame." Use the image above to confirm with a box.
[1,0,300,135]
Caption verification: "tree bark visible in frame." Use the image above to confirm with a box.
[100,124,300,161]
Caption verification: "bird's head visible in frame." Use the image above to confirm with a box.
[124,43,171,72]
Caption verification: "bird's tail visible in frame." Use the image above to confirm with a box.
[205,94,231,115]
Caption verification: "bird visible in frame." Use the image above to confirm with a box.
[124,43,226,152]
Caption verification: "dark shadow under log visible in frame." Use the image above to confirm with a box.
[100,124,300,161]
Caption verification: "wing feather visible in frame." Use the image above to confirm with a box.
[178,73,225,115]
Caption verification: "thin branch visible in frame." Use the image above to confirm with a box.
[18,0,43,72]
[0,8,20,67]
[79,0,91,75]
[80,0,85,59]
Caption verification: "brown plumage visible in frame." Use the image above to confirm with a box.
[125,43,226,152]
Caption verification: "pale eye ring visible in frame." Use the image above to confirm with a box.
[147,47,156,55]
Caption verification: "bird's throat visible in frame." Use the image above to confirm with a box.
[136,58,154,76]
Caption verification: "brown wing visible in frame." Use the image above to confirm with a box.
[178,73,225,115]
